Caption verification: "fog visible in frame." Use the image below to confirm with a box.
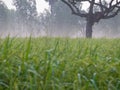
[0,0,120,38]
[0,22,120,38]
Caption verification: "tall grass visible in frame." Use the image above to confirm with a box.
[0,37,120,90]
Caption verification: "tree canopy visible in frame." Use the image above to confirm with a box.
[61,0,120,38]
[13,0,37,22]
[0,0,8,31]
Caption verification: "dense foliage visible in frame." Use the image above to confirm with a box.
[0,37,120,89]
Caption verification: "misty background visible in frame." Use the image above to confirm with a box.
[0,0,120,38]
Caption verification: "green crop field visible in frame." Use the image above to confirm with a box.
[0,36,120,90]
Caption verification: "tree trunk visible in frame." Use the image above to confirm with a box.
[86,20,93,38]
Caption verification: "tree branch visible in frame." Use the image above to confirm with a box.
[61,0,87,17]
[61,0,120,21]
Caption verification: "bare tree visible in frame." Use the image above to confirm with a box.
[61,0,120,38]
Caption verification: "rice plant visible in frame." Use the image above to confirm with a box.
[0,37,120,90]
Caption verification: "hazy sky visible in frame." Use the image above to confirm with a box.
[1,0,49,13]
[1,0,111,13]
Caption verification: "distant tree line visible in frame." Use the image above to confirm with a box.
[0,0,40,36]
[0,0,120,37]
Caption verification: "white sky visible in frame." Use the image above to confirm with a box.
[1,0,49,13]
